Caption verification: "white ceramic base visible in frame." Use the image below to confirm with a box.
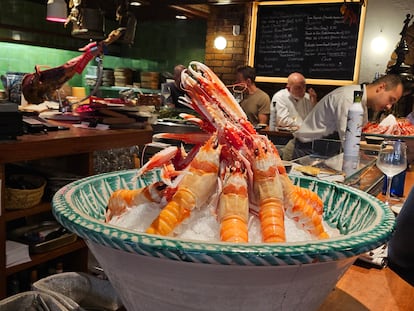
[87,241,356,311]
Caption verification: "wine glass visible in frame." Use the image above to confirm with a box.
[160,83,171,106]
[376,140,407,205]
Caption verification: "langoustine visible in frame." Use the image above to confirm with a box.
[146,135,222,236]
[218,163,249,243]
[106,61,329,243]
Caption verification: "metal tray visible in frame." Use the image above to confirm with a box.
[8,221,77,254]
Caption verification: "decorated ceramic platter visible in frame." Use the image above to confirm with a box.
[52,169,395,266]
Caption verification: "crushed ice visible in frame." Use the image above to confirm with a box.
[108,202,340,243]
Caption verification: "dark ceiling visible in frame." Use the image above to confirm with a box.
[31,0,253,21]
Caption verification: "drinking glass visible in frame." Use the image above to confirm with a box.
[160,83,171,106]
[229,82,246,103]
[376,141,407,205]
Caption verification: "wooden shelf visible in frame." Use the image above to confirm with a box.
[0,124,153,298]
[4,202,51,222]
[5,239,86,276]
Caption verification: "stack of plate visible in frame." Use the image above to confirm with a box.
[85,75,97,87]
[140,72,159,89]
[114,68,133,87]
[85,66,98,87]
[102,69,115,86]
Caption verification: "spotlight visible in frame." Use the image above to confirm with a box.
[46,0,67,23]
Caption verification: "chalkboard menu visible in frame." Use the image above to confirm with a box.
[249,1,366,85]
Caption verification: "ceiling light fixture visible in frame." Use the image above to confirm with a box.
[46,0,67,23]
[130,1,142,6]
[175,15,188,20]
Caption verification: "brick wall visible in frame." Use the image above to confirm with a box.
[204,4,252,85]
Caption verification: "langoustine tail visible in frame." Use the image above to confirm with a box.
[260,198,286,242]
[286,186,329,239]
[252,138,286,243]
[146,190,193,235]
[218,166,249,243]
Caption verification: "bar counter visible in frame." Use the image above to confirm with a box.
[319,169,414,311]
[3,123,413,307]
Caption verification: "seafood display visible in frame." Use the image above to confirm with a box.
[106,61,329,243]
[363,118,414,136]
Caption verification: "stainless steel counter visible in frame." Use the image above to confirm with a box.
[292,151,384,196]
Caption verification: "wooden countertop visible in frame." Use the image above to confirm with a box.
[319,264,414,310]
[319,170,414,311]
[0,123,153,163]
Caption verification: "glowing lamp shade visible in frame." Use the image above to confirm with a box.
[46,0,67,23]
[214,36,227,50]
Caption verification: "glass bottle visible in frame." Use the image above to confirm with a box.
[382,160,407,197]
[56,262,63,274]
[269,100,277,131]
[343,90,364,158]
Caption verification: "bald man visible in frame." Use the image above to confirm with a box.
[271,72,317,129]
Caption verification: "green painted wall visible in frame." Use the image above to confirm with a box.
[0,42,160,88]
[123,20,207,72]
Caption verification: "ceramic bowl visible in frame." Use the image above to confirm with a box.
[52,170,395,311]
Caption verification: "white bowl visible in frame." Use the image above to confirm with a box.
[52,170,395,311]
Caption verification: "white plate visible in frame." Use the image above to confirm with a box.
[391,203,403,215]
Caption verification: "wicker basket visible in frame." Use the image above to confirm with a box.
[5,174,46,210]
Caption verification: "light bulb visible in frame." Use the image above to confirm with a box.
[214,36,227,50]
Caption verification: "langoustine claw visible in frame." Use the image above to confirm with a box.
[106,181,166,222]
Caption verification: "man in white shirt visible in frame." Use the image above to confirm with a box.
[271,72,317,129]
[293,74,404,159]
[271,73,316,160]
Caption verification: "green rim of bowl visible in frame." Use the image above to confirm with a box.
[52,169,395,266]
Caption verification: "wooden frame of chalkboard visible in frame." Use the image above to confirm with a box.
[248,0,367,85]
